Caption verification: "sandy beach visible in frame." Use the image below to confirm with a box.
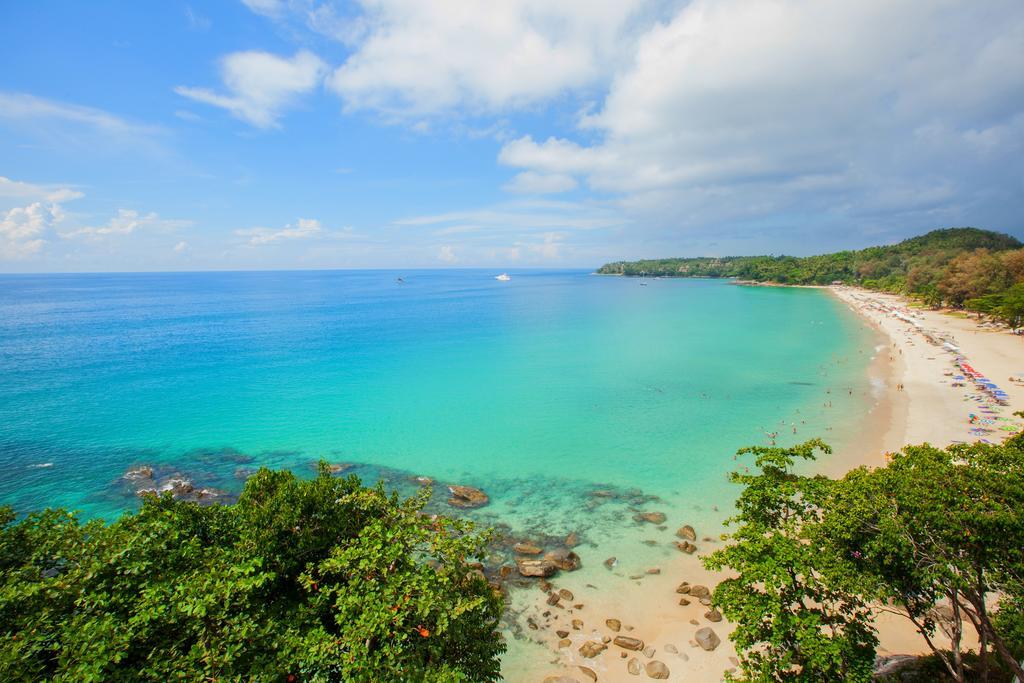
[518,286,1023,683]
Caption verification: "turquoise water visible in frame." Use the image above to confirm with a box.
[0,270,875,522]
[1,270,882,674]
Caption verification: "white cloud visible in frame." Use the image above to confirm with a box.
[0,203,56,259]
[503,171,578,195]
[0,92,166,152]
[173,240,189,253]
[176,50,326,128]
[0,176,83,204]
[241,0,284,18]
[437,244,457,263]
[0,178,84,260]
[327,0,655,116]
[496,0,1024,236]
[60,209,189,240]
[236,217,355,246]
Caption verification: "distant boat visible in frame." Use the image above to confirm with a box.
[495,273,511,281]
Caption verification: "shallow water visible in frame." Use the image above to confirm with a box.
[0,269,878,673]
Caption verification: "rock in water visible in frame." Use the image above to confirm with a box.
[695,627,721,651]
[645,661,670,679]
[604,556,617,569]
[578,666,597,682]
[123,465,154,480]
[627,657,642,675]
[516,558,557,578]
[565,532,580,547]
[633,511,667,524]
[676,525,697,541]
[606,618,622,632]
[559,588,574,601]
[613,636,645,651]
[544,548,582,571]
[514,541,543,555]
[446,484,489,509]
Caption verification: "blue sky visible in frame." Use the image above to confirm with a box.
[1,1,1022,272]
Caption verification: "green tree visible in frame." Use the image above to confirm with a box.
[703,440,878,682]
[0,464,504,682]
[821,443,1024,682]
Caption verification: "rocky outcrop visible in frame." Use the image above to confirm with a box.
[515,558,557,578]
[544,548,581,571]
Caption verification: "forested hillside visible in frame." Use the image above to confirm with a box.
[597,228,1024,324]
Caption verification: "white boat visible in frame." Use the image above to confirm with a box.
[495,273,511,281]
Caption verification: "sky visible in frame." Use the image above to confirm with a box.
[1,0,1022,272]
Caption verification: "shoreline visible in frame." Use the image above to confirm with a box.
[515,285,1022,682]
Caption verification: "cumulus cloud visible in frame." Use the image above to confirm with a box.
[495,0,1024,240]
[173,240,189,253]
[0,178,85,260]
[326,0,655,116]
[176,50,326,128]
[503,171,578,195]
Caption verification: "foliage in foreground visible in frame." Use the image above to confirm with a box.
[706,431,1024,683]
[0,464,505,682]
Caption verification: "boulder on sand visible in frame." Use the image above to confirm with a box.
[613,636,644,651]
[676,525,696,541]
[579,641,607,658]
[645,661,670,679]
[674,541,697,554]
[446,485,489,509]
[695,627,721,651]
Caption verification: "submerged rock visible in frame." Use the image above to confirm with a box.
[604,556,617,569]
[514,541,543,555]
[676,525,696,541]
[606,618,621,632]
[565,532,580,547]
[446,484,489,509]
[123,466,154,481]
[578,665,597,681]
[633,511,666,525]
[627,657,642,675]
[579,641,607,658]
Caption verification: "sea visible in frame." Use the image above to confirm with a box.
[0,269,880,670]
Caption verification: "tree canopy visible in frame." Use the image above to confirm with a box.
[707,431,1024,682]
[597,228,1024,313]
[0,464,505,682]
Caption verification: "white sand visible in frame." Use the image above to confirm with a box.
[516,286,1023,682]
